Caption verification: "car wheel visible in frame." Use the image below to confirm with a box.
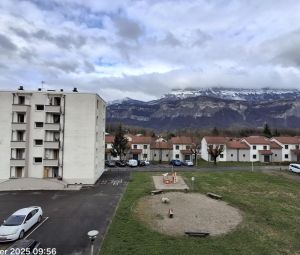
[19,230,25,239]
[38,215,42,223]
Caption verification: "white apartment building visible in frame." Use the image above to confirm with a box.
[171,136,194,161]
[201,136,228,162]
[0,87,106,185]
[271,137,300,162]
[242,136,272,162]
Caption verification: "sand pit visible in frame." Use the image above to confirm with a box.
[135,192,242,237]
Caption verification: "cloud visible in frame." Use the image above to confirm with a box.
[0,0,300,101]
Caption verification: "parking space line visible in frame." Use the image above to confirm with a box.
[25,217,49,239]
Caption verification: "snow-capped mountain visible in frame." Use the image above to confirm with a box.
[107,87,300,130]
[164,87,300,102]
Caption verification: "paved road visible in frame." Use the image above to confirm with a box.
[108,164,288,173]
[0,171,130,255]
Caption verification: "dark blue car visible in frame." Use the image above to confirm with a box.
[170,159,182,166]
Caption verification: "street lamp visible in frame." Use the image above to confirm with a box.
[87,230,99,255]
[191,176,195,191]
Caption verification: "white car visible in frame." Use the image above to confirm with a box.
[0,206,43,242]
[127,159,138,167]
[184,160,194,166]
[289,164,300,173]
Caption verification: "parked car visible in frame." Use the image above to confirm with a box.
[0,206,43,242]
[127,159,138,167]
[116,160,126,167]
[105,160,116,167]
[288,163,300,173]
[6,239,40,254]
[182,160,194,166]
[170,159,182,166]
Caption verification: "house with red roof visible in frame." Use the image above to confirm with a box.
[271,137,300,162]
[170,136,194,161]
[226,139,250,162]
[201,136,228,162]
[150,141,173,162]
[125,135,153,161]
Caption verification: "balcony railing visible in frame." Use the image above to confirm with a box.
[11,122,27,130]
[44,141,60,149]
[44,123,60,131]
[10,159,26,166]
[43,159,59,166]
[12,104,30,112]
[45,105,61,113]
[11,141,26,148]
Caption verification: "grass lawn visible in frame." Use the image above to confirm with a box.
[100,171,300,255]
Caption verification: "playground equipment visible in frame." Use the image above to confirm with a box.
[162,172,178,184]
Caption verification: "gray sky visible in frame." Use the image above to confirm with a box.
[0,0,300,101]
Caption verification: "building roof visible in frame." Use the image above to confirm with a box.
[131,136,153,144]
[243,136,270,145]
[226,140,250,149]
[258,150,273,155]
[170,136,194,145]
[270,141,282,149]
[129,149,142,154]
[105,135,114,143]
[180,149,193,155]
[151,141,173,149]
[203,136,227,144]
[272,136,300,145]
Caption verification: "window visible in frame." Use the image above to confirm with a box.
[105,144,107,148]
[263,145,267,150]
[17,131,25,141]
[284,154,288,159]
[285,145,289,149]
[54,97,61,106]
[144,145,147,149]
[53,114,60,123]
[253,145,257,150]
[296,145,300,149]
[275,154,277,157]
[17,113,25,123]
[18,96,25,105]
[253,155,257,159]
[36,105,44,111]
[34,157,42,163]
[243,154,245,158]
[175,145,179,150]
[231,154,233,157]
[133,144,137,149]
[175,154,179,159]
[34,139,43,146]
[220,154,224,158]
[186,145,190,150]
[154,153,156,157]
[35,122,43,128]
[166,154,168,157]
[143,154,147,159]
[25,212,32,221]
[16,149,25,159]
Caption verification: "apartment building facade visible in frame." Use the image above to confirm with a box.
[0,88,106,184]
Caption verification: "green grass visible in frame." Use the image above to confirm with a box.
[100,171,300,255]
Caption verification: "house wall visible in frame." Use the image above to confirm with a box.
[244,143,270,162]
[172,144,192,161]
[272,149,282,162]
[201,138,209,161]
[226,149,250,162]
[151,149,172,162]
[271,139,300,162]
[131,144,151,160]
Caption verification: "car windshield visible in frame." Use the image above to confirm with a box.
[3,215,26,226]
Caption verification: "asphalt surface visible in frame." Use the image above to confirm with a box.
[0,170,130,255]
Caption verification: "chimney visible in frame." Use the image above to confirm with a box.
[38,88,42,91]
[73,87,78,92]
[60,89,63,92]
[18,86,24,90]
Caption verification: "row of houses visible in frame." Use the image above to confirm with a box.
[105,135,195,162]
[201,136,300,162]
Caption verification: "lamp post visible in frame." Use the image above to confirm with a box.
[191,176,195,191]
[87,230,99,255]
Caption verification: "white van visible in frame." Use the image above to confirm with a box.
[288,163,300,173]
[127,159,138,167]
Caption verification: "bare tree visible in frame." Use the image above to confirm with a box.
[190,137,201,166]
[207,144,224,165]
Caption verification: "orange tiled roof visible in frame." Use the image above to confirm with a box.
[151,141,173,149]
[170,136,193,145]
[203,136,227,144]
[243,136,270,145]
[105,135,114,143]
[270,141,282,149]
[273,136,300,145]
[226,140,250,149]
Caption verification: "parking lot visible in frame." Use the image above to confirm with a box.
[0,170,130,255]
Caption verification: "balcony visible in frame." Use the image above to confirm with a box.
[43,159,59,166]
[11,122,27,130]
[44,141,60,149]
[44,123,60,131]
[11,141,26,148]
[45,105,61,113]
[12,104,30,112]
[10,159,26,167]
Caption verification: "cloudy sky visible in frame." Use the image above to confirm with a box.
[0,0,300,101]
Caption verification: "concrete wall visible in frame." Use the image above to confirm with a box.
[151,149,172,162]
[272,149,282,162]
[226,149,250,162]
[0,92,13,181]
[131,143,151,160]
